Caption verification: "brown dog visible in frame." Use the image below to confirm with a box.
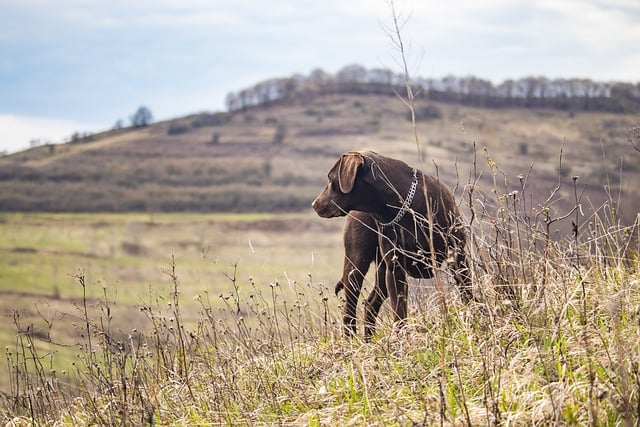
[313,151,472,338]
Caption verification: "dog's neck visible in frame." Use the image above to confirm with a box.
[379,168,418,230]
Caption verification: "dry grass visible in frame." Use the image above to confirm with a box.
[2,74,639,425]
[2,150,639,425]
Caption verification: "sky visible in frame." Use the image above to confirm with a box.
[1,0,639,153]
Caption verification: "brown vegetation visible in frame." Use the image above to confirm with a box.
[2,157,638,425]
[1,80,639,423]
[1,90,638,224]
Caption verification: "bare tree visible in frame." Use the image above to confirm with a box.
[130,106,153,128]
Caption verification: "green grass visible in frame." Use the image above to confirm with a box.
[0,212,346,394]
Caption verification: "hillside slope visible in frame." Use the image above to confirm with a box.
[1,92,638,221]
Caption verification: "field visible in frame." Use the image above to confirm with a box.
[2,90,640,423]
[0,212,346,390]
[2,179,640,424]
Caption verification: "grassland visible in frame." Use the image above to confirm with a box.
[0,212,346,392]
[2,187,639,425]
[1,91,640,424]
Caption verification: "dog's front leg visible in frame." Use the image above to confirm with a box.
[453,248,474,303]
[342,269,364,336]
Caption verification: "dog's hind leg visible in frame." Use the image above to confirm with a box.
[452,248,474,303]
[386,262,408,329]
[337,213,378,336]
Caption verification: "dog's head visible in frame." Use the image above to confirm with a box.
[312,151,379,218]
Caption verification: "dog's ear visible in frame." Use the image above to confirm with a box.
[338,152,365,193]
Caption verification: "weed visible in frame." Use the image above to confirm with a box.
[1,160,637,425]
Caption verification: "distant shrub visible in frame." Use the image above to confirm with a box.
[409,104,443,121]
[273,123,287,145]
[594,168,621,184]
[70,132,95,144]
[265,117,279,125]
[167,122,190,135]
[191,112,231,127]
[121,241,146,255]
[166,165,182,176]
[262,160,272,178]
[557,165,572,178]
[518,142,528,155]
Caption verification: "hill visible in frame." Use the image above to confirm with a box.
[0,90,639,222]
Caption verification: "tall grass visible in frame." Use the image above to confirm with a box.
[2,143,639,425]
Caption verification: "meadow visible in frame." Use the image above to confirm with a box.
[2,161,639,424]
[0,212,346,390]
[2,78,640,424]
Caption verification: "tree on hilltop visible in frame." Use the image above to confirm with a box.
[130,106,153,128]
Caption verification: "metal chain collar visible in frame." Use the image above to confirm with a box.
[380,168,418,229]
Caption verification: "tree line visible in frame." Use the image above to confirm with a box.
[226,64,640,113]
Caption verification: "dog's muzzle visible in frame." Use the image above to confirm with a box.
[311,196,341,218]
